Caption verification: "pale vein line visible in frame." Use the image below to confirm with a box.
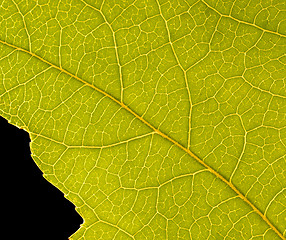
[93,219,135,239]
[201,0,286,38]
[229,114,247,183]
[73,132,154,149]
[79,0,124,102]
[11,0,32,51]
[30,128,154,149]
[155,0,193,149]
[265,189,285,217]
[0,39,284,240]
[0,65,52,99]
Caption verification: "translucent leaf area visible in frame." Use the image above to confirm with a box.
[0,0,285,239]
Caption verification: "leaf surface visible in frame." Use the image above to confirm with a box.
[0,0,285,239]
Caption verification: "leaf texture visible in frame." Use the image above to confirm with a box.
[0,0,285,239]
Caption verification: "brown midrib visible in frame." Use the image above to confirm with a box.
[0,39,284,240]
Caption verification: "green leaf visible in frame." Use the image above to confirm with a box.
[0,0,285,239]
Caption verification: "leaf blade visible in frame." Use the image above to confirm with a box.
[0,0,285,239]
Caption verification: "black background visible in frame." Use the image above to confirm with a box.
[0,116,83,239]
